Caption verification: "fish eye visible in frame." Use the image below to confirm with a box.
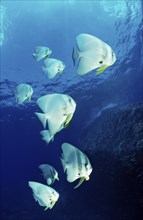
[99,60,103,64]
[69,98,72,103]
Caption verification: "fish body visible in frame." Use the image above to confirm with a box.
[39,164,59,185]
[28,181,59,210]
[35,93,76,143]
[72,33,116,75]
[15,83,33,104]
[42,58,65,79]
[61,143,93,188]
[33,46,52,62]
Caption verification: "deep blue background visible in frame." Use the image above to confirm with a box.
[0,1,143,219]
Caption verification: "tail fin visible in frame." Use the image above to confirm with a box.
[40,130,52,144]
[33,53,36,58]
[42,66,48,74]
[35,112,48,129]
[72,47,79,66]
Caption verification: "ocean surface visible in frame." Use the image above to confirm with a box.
[0,1,143,220]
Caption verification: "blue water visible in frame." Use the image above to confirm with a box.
[0,1,143,220]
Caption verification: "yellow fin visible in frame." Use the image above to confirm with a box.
[74,177,85,189]
[96,65,108,74]
[64,113,73,128]
[28,95,31,102]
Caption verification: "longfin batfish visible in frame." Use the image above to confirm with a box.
[28,181,59,210]
[33,46,52,62]
[72,33,116,76]
[61,143,93,188]
[39,164,59,185]
[42,58,65,79]
[15,83,33,105]
[35,94,76,143]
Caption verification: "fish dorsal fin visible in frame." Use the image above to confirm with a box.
[35,46,44,53]
[36,95,54,113]
[44,58,56,66]
[62,143,76,162]
[76,34,99,51]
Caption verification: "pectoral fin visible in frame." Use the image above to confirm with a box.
[64,113,73,128]
[44,206,48,211]
[74,177,85,189]
[28,95,31,102]
[96,65,108,74]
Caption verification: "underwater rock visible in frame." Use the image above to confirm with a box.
[79,102,143,220]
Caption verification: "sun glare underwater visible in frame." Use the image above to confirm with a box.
[0,1,143,220]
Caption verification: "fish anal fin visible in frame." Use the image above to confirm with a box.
[77,57,94,76]
[35,112,48,129]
